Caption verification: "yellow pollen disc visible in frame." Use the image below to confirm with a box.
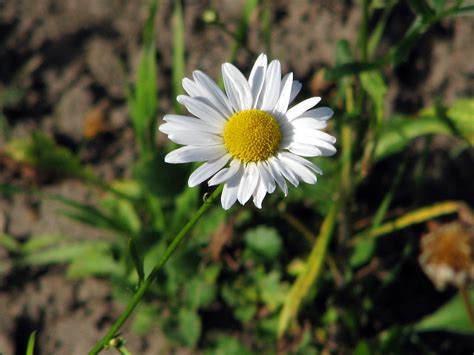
[223,109,281,163]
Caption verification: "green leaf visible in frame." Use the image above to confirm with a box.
[374,113,452,161]
[258,271,289,311]
[194,207,227,243]
[20,240,110,267]
[353,339,371,355]
[133,153,187,199]
[407,0,435,19]
[132,305,160,335]
[349,239,376,268]
[205,336,254,355]
[5,132,93,180]
[221,276,259,322]
[128,238,144,284]
[360,71,387,122]
[177,308,202,346]
[414,291,474,334]
[66,248,120,279]
[26,330,36,355]
[447,5,474,17]
[100,194,141,235]
[57,197,133,236]
[0,233,20,252]
[387,18,430,67]
[21,234,64,253]
[169,186,198,238]
[432,0,448,13]
[244,226,282,261]
[128,0,159,158]
[234,303,257,323]
[447,98,474,144]
[335,39,352,65]
[184,266,220,309]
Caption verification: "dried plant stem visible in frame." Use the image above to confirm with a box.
[88,185,224,355]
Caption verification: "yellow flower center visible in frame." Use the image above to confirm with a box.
[223,109,281,163]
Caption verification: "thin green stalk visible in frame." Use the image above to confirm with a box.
[88,185,224,354]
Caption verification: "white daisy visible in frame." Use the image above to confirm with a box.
[159,53,336,210]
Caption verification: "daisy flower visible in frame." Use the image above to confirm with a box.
[159,54,336,210]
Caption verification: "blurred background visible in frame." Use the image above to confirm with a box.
[0,0,473,354]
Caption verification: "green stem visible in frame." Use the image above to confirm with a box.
[88,184,224,355]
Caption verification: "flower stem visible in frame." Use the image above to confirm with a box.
[88,184,224,355]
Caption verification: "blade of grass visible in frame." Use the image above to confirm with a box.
[128,0,159,158]
[278,200,339,338]
[407,0,435,20]
[26,331,36,355]
[368,1,396,58]
[348,201,467,246]
[172,0,185,113]
[129,238,145,286]
[230,0,259,60]
[350,160,407,267]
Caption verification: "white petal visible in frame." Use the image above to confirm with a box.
[299,107,334,121]
[252,177,267,209]
[257,162,275,193]
[280,156,317,184]
[286,97,322,121]
[272,156,299,187]
[193,70,233,117]
[177,95,227,127]
[290,117,328,130]
[188,154,231,187]
[289,80,302,104]
[293,129,337,144]
[222,63,253,111]
[292,137,337,156]
[288,140,337,157]
[287,142,323,157]
[208,159,241,186]
[260,60,281,111]
[267,159,288,195]
[182,78,201,97]
[221,166,244,210]
[164,145,227,163]
[167,131,222,146]
[273,72,293,116]
[160,116,222,134]
[314,141,337,156]
[248,53,267,106]
[237,163,259,204]
[279,152,323,175]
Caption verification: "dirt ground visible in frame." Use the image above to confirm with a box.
[0,0,473,354]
